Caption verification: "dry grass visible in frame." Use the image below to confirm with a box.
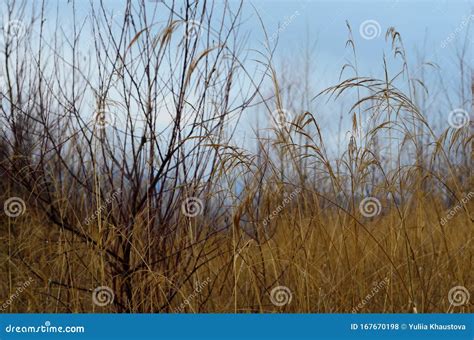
[1,185,472,313]
[0,0,472,313]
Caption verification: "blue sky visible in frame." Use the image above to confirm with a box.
[35,0,473,99]
[241,0,472,90]
[232,0,473,150]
